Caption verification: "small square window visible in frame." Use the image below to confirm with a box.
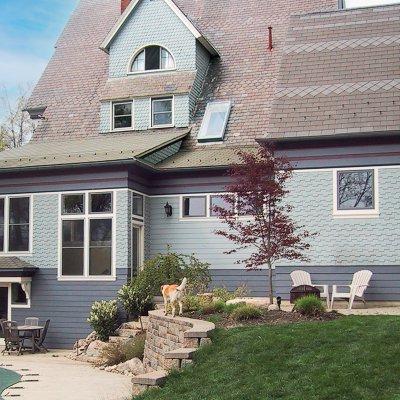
[152,98,173,127]
[183,196,206,218]
[132,193,144,217]
[210,195,234,217]
[198,101,232,142]
[62,194,84,215]
[337,170,375,211]
[113,102,132,130]
[90,193,113,213]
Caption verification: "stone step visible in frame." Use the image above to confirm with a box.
[165,348,197,360]
[117,328,141,338]
[132,370,167,386]
[122,317,149,330]
[109,336,132,344]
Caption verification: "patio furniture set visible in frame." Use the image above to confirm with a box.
[1,318,50,356]
[290,269,373,309]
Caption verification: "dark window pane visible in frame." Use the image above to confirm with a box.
[90,219,112,246]
[338,170,374,210]
[132,194,143,216]
[9,197,29,224]
[0,198,4,225]
[114,103,131,116]
[90,193,112,213]
[210,195,234,217]
[11,283,27,305]
[62,248,84,276]
[183,197,206,217]
[131,226,140,278]
[237,196,253,216]
[114,116,132,129]
[145,46,160,70]
[153,99,172,113]
[9,225,29,252]
[89,248,112,276]
[89,219,112,276]
[62,194,84,215]
[62,220,84,247]
[0,225,3,252]
[153,112,172,126]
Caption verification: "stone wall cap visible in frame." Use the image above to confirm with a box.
[132,370,167,386]
[164,348,197,359]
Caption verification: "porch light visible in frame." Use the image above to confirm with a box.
[164,202,173,217]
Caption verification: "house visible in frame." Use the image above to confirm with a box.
[0,0,399,348]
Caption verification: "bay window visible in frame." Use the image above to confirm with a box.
[60,192,114,279]
[0,196,31,253]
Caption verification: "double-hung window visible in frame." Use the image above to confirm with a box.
[113,101,133,130]
[60,192,114,280]
[151,97,173,127]
[333,169,379,217]
[0,196,31,253]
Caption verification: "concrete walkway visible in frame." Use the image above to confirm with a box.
[0,351,131,400]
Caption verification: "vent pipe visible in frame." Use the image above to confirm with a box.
[268,26,273,51]
[121,0,131,13]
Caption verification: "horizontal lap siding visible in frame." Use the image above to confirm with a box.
[276,266,400,301]
[12,269,128,349]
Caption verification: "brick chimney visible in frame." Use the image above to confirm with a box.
[121,0,131,13]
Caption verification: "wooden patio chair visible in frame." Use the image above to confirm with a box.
[36,319,50,352]
[290,270,330,307]
[1,320,25,356]
[331,270,373,309]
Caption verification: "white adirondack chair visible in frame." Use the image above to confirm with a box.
[331,270,373,310]
[290,270,330,307]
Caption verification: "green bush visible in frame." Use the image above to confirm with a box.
[223,302,246,314]
[87,300,119,341]
[230,305,263,321]
[118,282,154,321]
[100,333,146,366]
[294,295,326,316]
[200,300,226,315]
[212,287,235,302]
[183,295,202,312]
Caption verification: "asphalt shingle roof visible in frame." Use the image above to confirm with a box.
[0,129,188,170]
[0,257,36,270]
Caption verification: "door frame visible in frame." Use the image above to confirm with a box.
[0,283,11,321]
[131,222,145,279]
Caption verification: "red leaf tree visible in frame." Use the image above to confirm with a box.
[214,145,315,305]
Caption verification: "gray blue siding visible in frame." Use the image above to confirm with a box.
[12,269,128,349]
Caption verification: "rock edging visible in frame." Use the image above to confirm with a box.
[132,310,215,396]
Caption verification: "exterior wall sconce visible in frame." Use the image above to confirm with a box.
[164,202,173,217]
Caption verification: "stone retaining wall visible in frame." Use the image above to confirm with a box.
[143,310,214,372]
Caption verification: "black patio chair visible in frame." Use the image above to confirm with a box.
[1,320,25,356]
[36,319,50,352]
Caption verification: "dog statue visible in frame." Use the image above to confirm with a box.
[161,278,187,317]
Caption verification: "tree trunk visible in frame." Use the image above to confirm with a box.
[268,260,274,305]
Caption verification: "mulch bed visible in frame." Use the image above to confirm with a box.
[183,309,340,329]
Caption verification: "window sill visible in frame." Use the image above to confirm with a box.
[332,211,380,219]
[57,276,117,282]
[11,303,31,309]
[127,68,176,76]
[0,252,32,257]
[150,124,175,129]
[110,127,135,133]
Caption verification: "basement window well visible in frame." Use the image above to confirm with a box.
[198,101,232,143]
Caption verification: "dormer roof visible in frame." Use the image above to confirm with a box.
[100,0,219,56]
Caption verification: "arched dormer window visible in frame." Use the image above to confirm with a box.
[130,46,175,73]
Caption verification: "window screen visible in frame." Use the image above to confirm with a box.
[198,101,232,142]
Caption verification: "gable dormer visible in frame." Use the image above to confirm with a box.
[99,0,218,134]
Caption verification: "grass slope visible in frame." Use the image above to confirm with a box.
[137,316,400,400]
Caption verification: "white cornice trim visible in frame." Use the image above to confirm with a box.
[100,0,219,56]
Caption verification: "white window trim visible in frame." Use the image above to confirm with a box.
[126,44,176,76]
[150,96,175,129]
[131,190,145,221]
[0,194,33,256]
[58,190,117,281]
[111,100,134,132]
[332,167,379,219]
[10,279,32,309]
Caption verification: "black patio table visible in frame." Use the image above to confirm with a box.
[17,325,44,353]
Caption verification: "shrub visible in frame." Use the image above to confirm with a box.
[223,302,246,314]
[118,282,154,321]
[87,300,119,342]
[183,295,202,312]
[212,287,235,302]
[230,305,263,321]
[200,300,226,315]
[294,295,326,316]
[100,333,146,366]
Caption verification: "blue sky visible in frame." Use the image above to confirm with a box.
[0,0,78,120]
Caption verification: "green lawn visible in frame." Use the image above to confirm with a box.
[137,316,400,400]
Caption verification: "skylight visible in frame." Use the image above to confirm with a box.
[197,101,232,143]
